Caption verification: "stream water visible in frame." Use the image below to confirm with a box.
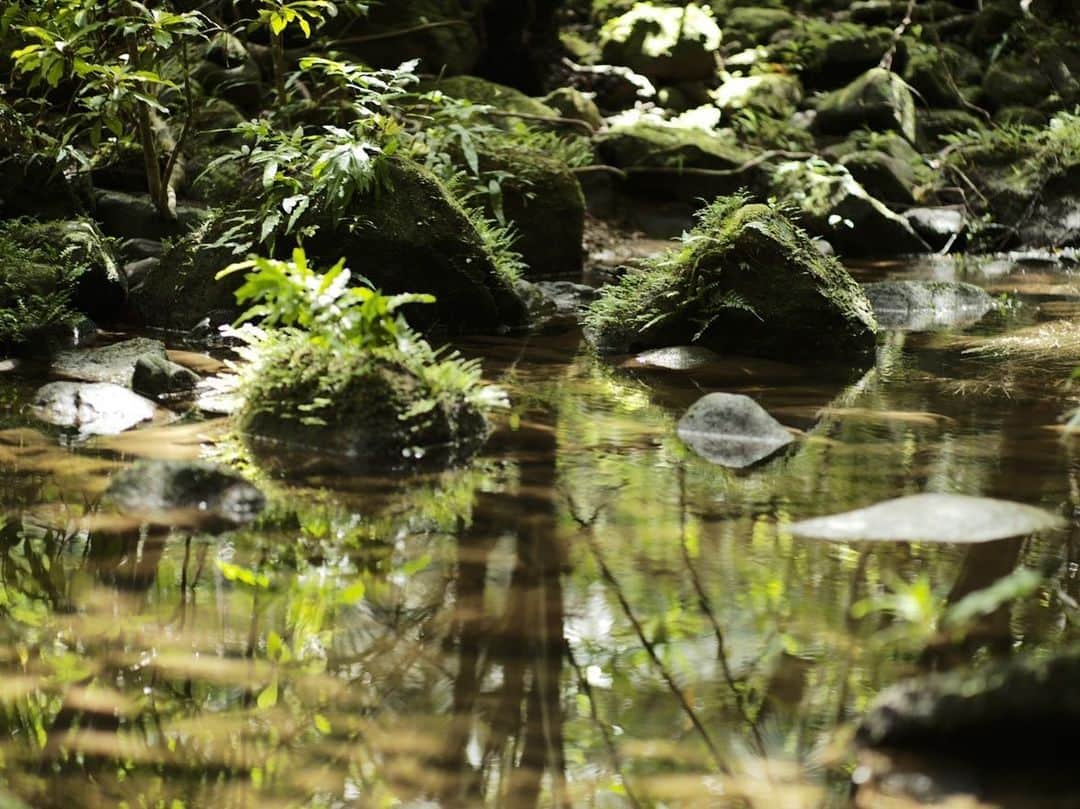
[0,254,1079,808]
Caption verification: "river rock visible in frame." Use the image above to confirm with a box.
[789,493,1064,543]
[31,382,157,436]
[585,196,878,362]
[857,646,1080,752]
[132,355,200,400]
[814,67,917,141]
[105,459,265,528]
[904,207,968,251]
[51,338,168,386]
[535,281,599,322]
[863,280,994,331]
[677,393,794,468]
[771,160,930,257]
[635,346,723,370]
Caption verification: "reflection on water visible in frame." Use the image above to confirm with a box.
[0,259,1079,808]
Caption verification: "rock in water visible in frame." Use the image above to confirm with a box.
[132,354,200,400]
[863,280,994,331]
[635,346,723,370]
[677,393,794,468]
[584,195,878,362]
[51,338,168,386]
[105,459,265,528]
[858,647,1080,753]
[31,382,157,436]
[789,493,1063,543]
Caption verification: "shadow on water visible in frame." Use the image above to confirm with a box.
[0,256,1079,806]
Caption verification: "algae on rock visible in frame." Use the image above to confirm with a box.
[584,195,878,362]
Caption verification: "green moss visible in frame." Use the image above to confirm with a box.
[596,117,754,169]
[725,7,795,46]
[584,195,877,361]
[771,20,896,86]
[814,67,916,142]
[237,333,492,467]
[431,75,559,121]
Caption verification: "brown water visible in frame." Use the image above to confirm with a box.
[1,256,1079,808]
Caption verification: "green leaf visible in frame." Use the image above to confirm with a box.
[257,677,278,709]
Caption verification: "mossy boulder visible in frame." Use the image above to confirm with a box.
[599,3,722,82]
[724,7,796,47]
[583,196,878,362]
[340,0,480,75]
[238,335,491,470]
[0,219,123,352]
[771,160,930,256]
[471,142,586,279]
[711,73,803,117]
[596,117,755,170]
[917,109,986,150]
[540,87,604,130]
[132,159,528,334]
[813,68,917,142]
[773,21,899,89]
[902,41,982,109]
[980,57,1054,112]
[430,75,560,123]
[839,151,920,207]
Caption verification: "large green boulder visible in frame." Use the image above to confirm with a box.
[430,75,560,122]
[131,160,528,335]
[711,73,803,117]
[724,7,795,47]
[773,21,898,89]
[599,3,722,82]
[771,159,930,256]
[813,68,917,142]
[596,117,754,170]
[902,41,982,109]
[584,195,878,362]
[238,334,492,470]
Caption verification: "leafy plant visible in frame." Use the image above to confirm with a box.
[9,1,210,218]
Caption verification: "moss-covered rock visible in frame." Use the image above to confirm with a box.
[813,68,917,142]
[0,219,121,352]
[470,142,586,279]
[902,41,982,109]
[711,72,803,117]
[340,0,481,76]
[596,116,755,170]
[839,151,920,207]
[771,159,930,256]
[916,108,986,150]
[599,3,722,82]
[772,20,899,89]
[430,75,560,122]
[238,334,492,469]
[540,87,604,129]
[980,57,1054,112]
[583,195,878,362]
[724,7,795,47]
[132,159,529,334]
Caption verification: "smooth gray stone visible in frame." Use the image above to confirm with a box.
[31,381,157,435]
[789,493,1064,543]
[677,392,794,468]
[636,346,723,370]
[863,280,994,331]
[51,337,168,386]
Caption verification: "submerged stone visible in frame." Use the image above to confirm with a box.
[635,346,722,370]
[51,338,168,387]
[677,393,794,468]
[584,196,878,362]
[105,459,265,528]
[858,647,1080,753]
[863,280,994,331]
[789,493,1063,543]
[31,381,158,436]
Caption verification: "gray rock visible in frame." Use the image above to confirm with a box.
[635,345,722,370]
[535,281,600,320]
[31,381,157,435]
[105,459,265,528]
[93,189,208,241]
[863,280,994,331]
[904,207,968,251]
[789,493,1064,543]
[51,338,168,386]
[132,355,200,400]
[677,393,795,468]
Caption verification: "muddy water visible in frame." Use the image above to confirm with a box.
[0,255,1079,808]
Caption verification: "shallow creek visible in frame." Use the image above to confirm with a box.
[0,254,1078,808]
